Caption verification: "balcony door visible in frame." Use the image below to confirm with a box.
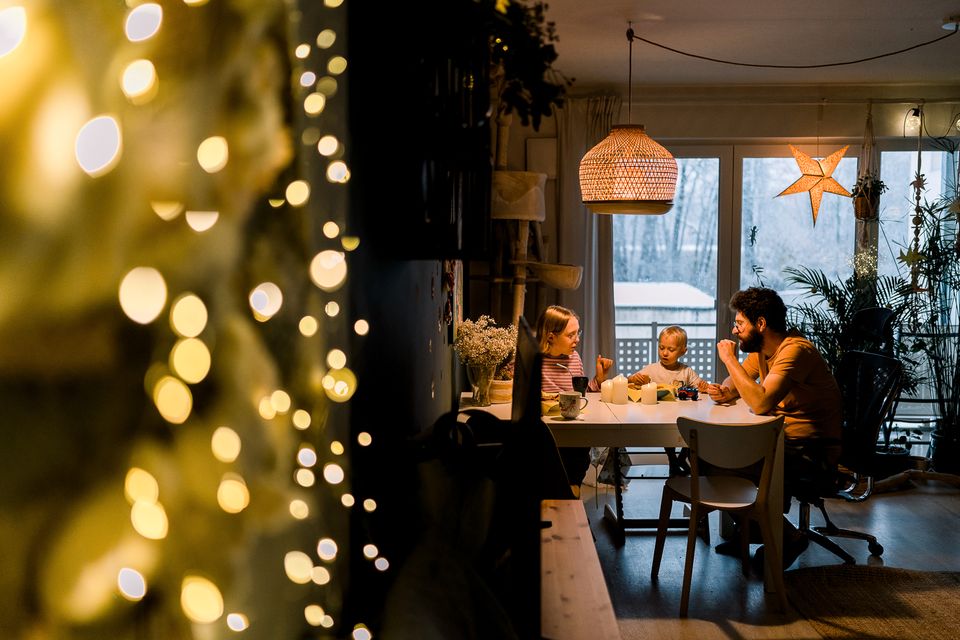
[612,145,732,382]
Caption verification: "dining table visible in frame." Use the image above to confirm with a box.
[459,391,784,595]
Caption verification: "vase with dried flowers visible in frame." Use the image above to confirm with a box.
[454,315,517,406]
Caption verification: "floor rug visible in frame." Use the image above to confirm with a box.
[785,564,960,639]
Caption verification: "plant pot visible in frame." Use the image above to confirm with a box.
[929,426,960,474]
[490,379,513,404]
[871,444,914,479]
[854,195,880,220]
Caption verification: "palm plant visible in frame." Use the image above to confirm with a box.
[785,266,925,461]
[783,265,919,388]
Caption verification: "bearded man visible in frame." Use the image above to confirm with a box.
[707,287,843,568]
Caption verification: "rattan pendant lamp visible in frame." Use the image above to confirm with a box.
[579,26,677,214]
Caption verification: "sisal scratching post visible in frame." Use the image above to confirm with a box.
[492,170,547,325]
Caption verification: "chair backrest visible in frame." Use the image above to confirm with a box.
[511,316,543,423]
[836,350,903,472]
[677,415,784,508]
[847,307,896,355]
[677,415,785,471]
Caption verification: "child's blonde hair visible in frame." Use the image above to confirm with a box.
[659,325,688,350]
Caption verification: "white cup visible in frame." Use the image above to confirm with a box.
[559,391,589,419]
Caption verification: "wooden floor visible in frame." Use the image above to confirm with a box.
[580,469,960,640]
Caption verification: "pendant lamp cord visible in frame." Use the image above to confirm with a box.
[626,25,634,123]
[816,100,824,158]
[628,24,957,69]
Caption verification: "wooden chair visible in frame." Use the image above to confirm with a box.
[651,415,787,617]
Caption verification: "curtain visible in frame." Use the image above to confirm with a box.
[556,95,621,377]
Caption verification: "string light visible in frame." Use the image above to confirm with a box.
[0,6,27,56]
[904,106,922,134]
[6,1,361,635]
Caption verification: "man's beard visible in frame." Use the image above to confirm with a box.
[739,331,763,353]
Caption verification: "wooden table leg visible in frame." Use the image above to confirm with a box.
[603,446,689,545]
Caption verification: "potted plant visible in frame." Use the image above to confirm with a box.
[488,0,571,131]
[454,315,518,406]
[490,358,515,404]
[851,173,888,220]
[901,194,960,473]
[784,265,917,380]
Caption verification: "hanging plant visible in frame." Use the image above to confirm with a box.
[851,173,888,220]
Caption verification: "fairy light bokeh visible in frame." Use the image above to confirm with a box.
[0,1,363,638]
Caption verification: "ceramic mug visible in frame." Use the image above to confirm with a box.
[559,391,589,419]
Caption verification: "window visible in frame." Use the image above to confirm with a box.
[877,150,953,277]
[739,149,858,306]
[611,139,957,394]
[613,151,724,380]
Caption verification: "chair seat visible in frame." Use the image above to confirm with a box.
[666,475,758,510]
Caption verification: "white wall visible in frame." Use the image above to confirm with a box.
[510,84,960,153]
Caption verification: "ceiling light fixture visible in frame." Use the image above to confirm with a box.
[902,104,924,137]
[906,107,922,130]
[578,26,677,215]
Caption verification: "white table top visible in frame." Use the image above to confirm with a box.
[458,392,764,447]
[604,395,765,427]
[459,390,785,596]
[460,391,619,423]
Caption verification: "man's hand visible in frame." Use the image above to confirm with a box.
[716,339,739,366]
[706,382,737,404]
[628,372,651,385]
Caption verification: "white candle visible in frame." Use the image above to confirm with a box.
[600,379,614,403]
[612,374,629,404]
[641,381,658,405]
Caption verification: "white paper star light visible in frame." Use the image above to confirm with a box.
[776,145,851,225]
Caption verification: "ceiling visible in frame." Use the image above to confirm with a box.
[544,0,960,92]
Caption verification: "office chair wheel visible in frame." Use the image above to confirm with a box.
[868,541,884,556]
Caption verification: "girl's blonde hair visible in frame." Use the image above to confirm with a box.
[534,305,578,354]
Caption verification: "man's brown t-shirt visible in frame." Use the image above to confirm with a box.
[741,330,842,440]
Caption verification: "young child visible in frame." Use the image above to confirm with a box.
[535,305,614,494]
[628,325,709,476]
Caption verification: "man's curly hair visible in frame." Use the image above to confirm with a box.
[729,287,788,333]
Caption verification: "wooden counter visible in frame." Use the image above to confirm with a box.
[541,499,621,640]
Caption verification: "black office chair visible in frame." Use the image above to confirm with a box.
[792,350,903,563]
[845,307,896,356]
